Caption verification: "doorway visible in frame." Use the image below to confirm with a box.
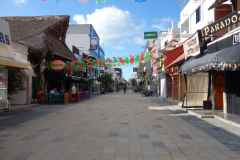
[214,71,224,110]
[168,76,172,98]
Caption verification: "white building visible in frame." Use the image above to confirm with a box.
[179,0,216,42]
[105,67,118,82]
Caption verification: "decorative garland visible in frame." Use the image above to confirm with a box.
[62,52,151,71]
[43,0,147,4]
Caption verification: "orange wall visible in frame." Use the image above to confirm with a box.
[214,5,232,40]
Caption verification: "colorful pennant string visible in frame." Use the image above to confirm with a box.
[61,53,150,71]
[44,0,144,4]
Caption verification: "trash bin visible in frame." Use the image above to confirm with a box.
[88,92,90,98]
[77,92,80,101]
[65,93,68,104]
[81,92,85,100]
[85,91,88,99]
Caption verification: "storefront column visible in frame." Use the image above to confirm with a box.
[223,71,227,113]
[211,71,217,110]
[40,54,46,92]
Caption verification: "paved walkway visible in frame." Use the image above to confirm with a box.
[0,91,240,160]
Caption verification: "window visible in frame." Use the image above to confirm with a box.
[165,40,168,46]
[196,7,201,24]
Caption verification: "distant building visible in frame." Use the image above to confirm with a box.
[114,68,122,80]
[66,24,105,93]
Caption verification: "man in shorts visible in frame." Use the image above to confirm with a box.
[71,83,76,102]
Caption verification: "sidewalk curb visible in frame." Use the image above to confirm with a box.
[187,110,240,128]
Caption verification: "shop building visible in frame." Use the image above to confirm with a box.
[0,18,31,108]
[3,16,78,100]
[179,0,240,115]
[66,24,105,93]
[163,46,185,101]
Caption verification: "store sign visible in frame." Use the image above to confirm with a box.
[183,30,202,59]
[50,60,65,70]
[133,68,137,72]
[100,70,104,73]
[153,63,158,75]
[0,18,14,59]
[144,31,158,39]
[203,9,240,37]
[233,33,240,45]
[90,37,97,50]
[169,67,178,76]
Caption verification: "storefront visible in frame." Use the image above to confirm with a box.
[44,69,67,92]
[162,45,184,100]
[180,27,240,113]
[0,18,31,109]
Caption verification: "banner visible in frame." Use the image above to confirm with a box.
[90,37,97,50]
[183,30,202,59]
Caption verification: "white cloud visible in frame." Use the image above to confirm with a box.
[113,46,125,50]
[14,0,28,4]
[152,17,174,31]
[133,37,145,45]
[73,6,145,46]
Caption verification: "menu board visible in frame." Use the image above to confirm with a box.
[0,70,7,100]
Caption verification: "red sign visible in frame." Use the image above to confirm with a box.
[153,63,158,75]
[169,67,178,76]
[50,60,65,70]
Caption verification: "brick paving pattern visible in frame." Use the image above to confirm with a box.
[0,91,240,160]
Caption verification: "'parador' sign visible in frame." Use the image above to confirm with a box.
[203,9,240,37]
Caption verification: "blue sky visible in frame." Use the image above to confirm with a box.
[1,0,189,79]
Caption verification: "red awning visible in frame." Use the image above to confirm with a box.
[166,52,185,68]
[162,45,183,67]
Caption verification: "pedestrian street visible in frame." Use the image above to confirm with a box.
[0,91,240,160]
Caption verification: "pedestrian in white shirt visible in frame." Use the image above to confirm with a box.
[71,83,76,102]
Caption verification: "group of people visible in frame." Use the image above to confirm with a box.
[116,85,127,94]
[50,83,77,102]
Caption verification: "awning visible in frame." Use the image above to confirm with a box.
[162,46,183,67]
[166,52,185,68]
[0,56,32,69]
[179,43,240,74]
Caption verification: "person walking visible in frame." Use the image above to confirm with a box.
[71,83,76,103]
[123,85,127,94]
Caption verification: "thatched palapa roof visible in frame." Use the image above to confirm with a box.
[2,15,77,61]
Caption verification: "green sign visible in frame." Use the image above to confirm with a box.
[144,32,158,39]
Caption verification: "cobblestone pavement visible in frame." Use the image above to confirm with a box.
[0,91,240,160]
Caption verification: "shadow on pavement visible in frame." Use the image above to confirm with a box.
[0,94,101,131]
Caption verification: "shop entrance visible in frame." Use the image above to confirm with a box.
[214,71,224,110]
[226,71,240,116]
[167,76,172,98]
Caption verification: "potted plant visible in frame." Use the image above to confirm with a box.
[100,90,105,94]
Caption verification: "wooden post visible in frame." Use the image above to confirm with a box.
[211,70,217,110]
[40,53,46,92]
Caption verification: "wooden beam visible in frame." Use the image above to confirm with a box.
[172,42,183,45]
[181,34,193,38]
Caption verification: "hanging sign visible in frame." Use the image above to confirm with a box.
[169,67,178,76]
[90,37,97,50]
[144,31,158,39]
[133,68,137,72]
[183,30,203,59]
[50,60,65,70]
[203,9,240,37]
